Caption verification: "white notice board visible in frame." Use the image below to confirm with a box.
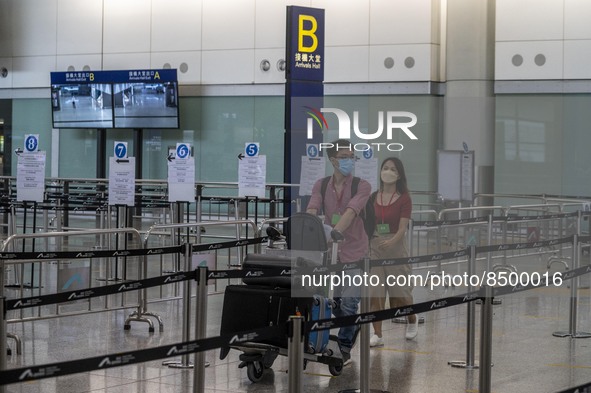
[108,157,136,206]
[437,150,474,202]
[354,155,378,193]
[299,156,325,196]
[168,156,196,202]
[238,156,267,198]
[17,151,46,202]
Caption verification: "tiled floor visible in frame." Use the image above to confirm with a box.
[3,259,591,393]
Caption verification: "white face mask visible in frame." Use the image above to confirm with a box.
[381,169,398,184]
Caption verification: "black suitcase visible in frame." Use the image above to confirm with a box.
[241,253,296,288]
[241,253,322,288]
[220,284,312,349]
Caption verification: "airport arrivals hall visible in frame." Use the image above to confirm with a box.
[1,1,591,392]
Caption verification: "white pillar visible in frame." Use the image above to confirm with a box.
[443,0,496,201]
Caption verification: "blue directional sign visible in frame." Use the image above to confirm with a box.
[114,142,127,158]
[50,69,177,84]
[176,143,190,159]
[24,135,39,152]
[245,143,260,157]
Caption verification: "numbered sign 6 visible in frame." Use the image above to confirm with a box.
[176,143,191,159]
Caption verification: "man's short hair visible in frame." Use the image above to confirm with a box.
[326,139,353,158]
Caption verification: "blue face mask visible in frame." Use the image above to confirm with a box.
[337,158,354,176]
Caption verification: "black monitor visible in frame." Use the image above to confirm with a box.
[50,69,179,129]
[51,83,113,129]
[112,81,179,129]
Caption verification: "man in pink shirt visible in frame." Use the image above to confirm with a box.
[306,139,371,365]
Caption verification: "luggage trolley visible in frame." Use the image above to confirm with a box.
[219,213,345,383]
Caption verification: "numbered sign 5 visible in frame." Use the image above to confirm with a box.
[24,134,39,152]
[176,143,191,159]
[114,142,128,159]
[245,143,260,157]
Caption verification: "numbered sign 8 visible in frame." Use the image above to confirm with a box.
[24,134,39,152]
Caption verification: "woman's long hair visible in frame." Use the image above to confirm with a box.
[379,157,409,195]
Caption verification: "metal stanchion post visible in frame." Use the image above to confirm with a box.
[393,221,425,322]
[340,257,387,393]
[112,205,126,282]
[478,286,494,393]
[569,234,580,337]
[553,233,591,338]
[123,236,162,333]
[288,315,304,393]
[0,295,7,393]
[193,266,209,393]
[408,219,414,256]
[487,214,502,306]
[449,245,479,369]
[166,243,194,368]
[487,215,493,271]
[360,257,371,393]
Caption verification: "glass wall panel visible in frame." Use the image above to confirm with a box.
[495,96,563,195]
[59,129,98,179]
[12,99,52,177]
[493,95,591,197]
[323,95,441,193]
[562,95,591,197]
[12,96,440,198]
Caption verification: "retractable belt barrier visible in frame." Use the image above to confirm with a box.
[0,325,283,386]
[0,236,268,262]
[1,217,591,388]
[0,193,295,213]
[3,254,591,387]
[5,271,195,312]
[1,237,269,312]
[414,216,504,227]
[0,200,169,212]
[0,286,483,386]
[413,210,582,228]
[305,290,482,333]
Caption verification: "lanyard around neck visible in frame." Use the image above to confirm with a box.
[379,191,398,224]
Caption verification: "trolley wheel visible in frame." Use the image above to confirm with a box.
[123,324,131,330]
[262,357,274,369]
[246,361,264,383]
[261,348,279,369]
[329,363,343,376]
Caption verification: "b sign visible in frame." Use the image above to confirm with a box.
[286,6,325,81]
